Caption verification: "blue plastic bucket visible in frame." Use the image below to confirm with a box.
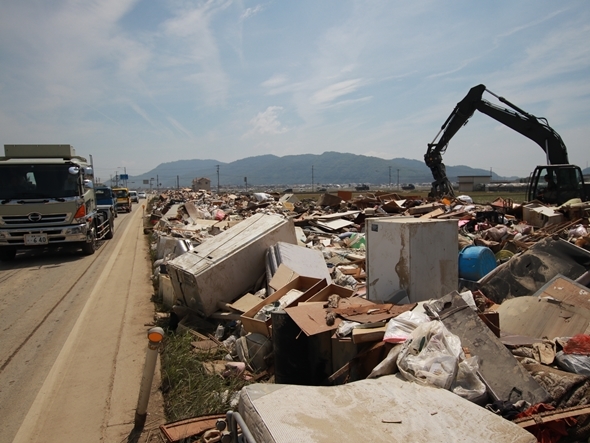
[458,245,497,281]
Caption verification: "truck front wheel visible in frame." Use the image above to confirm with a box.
[0,248,17,261]
[81,229,97,255]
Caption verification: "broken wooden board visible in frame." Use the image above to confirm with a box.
[537,274,590,311]
[407,203,444,215]
[419,207,445,219]
[160,414,225,442]
[433,292,549,405]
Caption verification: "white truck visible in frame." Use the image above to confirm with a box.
[0,144,114,261]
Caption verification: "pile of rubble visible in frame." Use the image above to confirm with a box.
[147,189,590,442]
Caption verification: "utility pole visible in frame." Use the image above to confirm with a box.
[156,174,159,192]
[177,175,179,189]
[397,169,400,190]
[311,165,314,192]
[216,165,220,195]
[389,166,392,188]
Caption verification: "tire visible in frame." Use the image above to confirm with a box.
[0,248,17,261]
[81,229,96,255]
[105,220,114,239]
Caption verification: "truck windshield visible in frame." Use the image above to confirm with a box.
[0,164,81,200]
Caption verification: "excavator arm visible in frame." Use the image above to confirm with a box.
[426,84,569,198]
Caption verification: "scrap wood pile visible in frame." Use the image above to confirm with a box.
[146,189,590,442]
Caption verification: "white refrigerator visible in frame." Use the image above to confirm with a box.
[366,217,458,303]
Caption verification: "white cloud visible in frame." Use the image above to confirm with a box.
[262,74,288,88]
[244,106,288,136]
[310,79,364,105]
[241,4,265,21]
[167,117,194,138]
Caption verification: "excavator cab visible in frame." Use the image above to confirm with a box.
[527,165,587,205]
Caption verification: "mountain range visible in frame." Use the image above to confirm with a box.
[109,151,588,189]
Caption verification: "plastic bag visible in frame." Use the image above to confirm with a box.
[563,334,590,355]
[568,224,588,239]
[396,320,463,389]
[451,356,487,402]
[383,310,431,343]
[367,344,403,379]
[555,351,590,376]
[213,208,226,221]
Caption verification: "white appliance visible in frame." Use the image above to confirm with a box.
[366,217,458,303]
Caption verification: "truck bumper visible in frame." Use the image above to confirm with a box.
[0,224,89,247]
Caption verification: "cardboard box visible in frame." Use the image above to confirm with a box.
[304,283,354,303]
[241,277,327,336]
[522,203,565,228]
[285,297,374,337]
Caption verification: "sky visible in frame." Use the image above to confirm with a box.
[1,0,589,182]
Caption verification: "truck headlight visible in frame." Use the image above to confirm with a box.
[65,226,86,235]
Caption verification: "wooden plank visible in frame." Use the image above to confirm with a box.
[514,405,590,428]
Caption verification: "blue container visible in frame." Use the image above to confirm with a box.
[458,245,497,281]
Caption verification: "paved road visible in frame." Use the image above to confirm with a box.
[0,205,160,443]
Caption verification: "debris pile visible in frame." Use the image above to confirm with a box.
[147,189,590,442]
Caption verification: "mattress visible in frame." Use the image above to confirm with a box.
[238,375,536,443]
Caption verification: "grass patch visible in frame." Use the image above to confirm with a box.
[160,331,251,422]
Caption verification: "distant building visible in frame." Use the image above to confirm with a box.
[457,175,492,192]
[192,177,211,191]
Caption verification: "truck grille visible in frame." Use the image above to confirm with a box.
[1,213,69,225]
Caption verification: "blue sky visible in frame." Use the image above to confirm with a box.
[1,1,589,182]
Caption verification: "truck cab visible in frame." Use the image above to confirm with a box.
[95,186,118,219]
[0,144,114,260]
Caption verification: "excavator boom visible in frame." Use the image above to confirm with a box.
[426,84,572,198]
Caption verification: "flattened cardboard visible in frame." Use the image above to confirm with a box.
[285,297,373,336]
[241,277,327,336]
[335,303,416,324]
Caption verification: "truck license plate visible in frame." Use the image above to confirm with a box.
[24,234,48,245]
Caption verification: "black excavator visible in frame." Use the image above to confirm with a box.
[425,84,589,205]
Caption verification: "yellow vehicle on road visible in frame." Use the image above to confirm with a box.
[112,187,132,213]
